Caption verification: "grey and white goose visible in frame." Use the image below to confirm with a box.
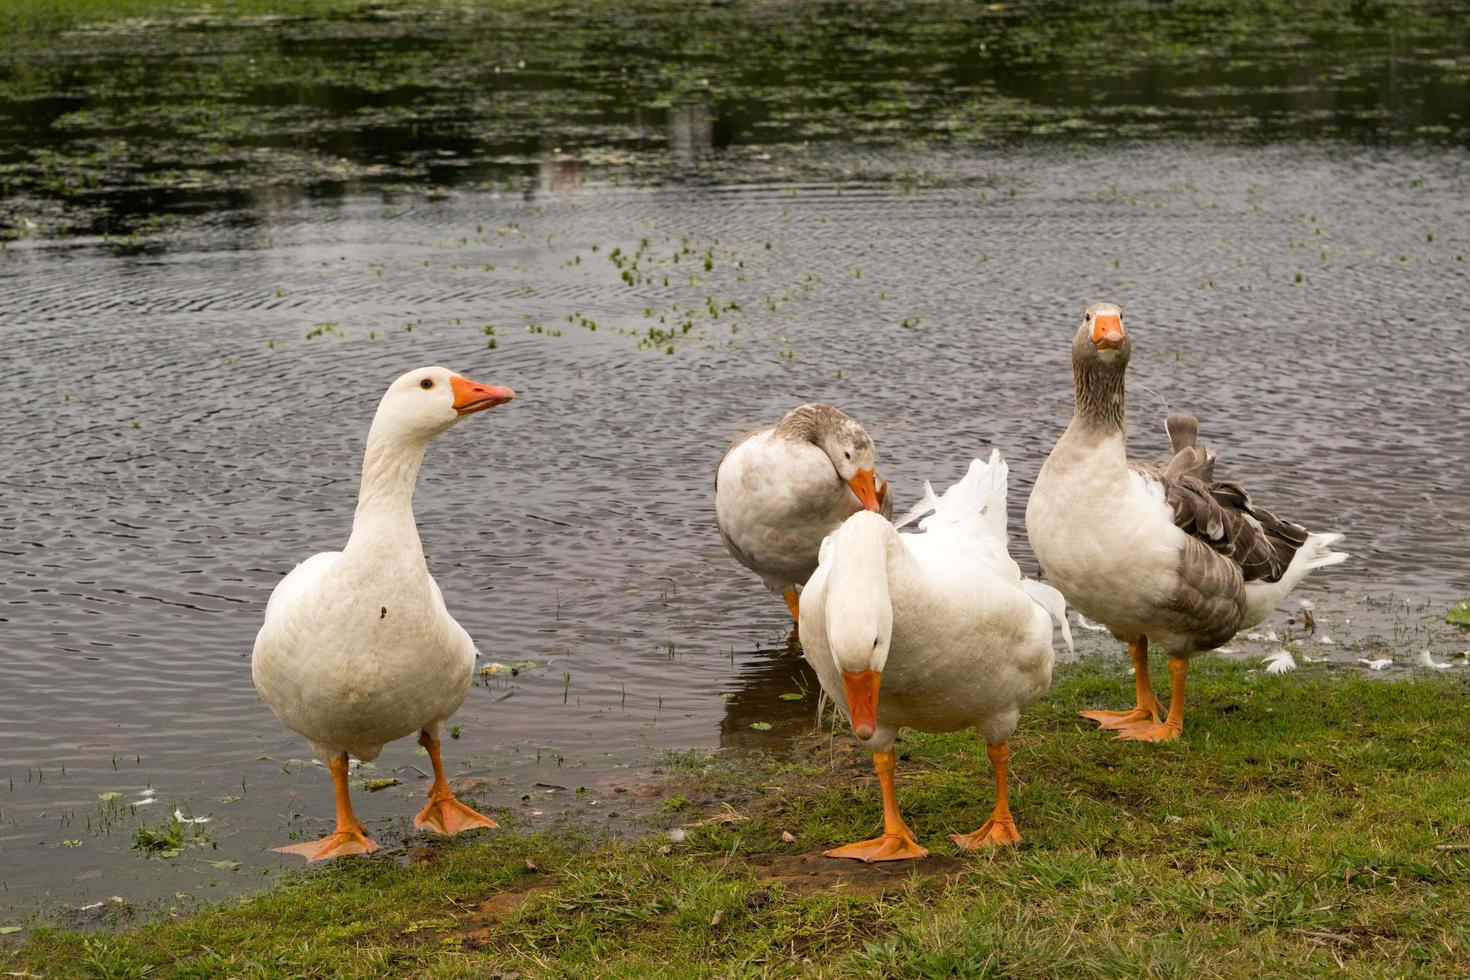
[1025,303,1347,742]
[715,403,891,623]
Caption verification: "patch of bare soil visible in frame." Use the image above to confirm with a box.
[457,880,558,947]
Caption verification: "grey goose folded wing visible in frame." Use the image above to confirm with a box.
[714,427,765,491]
[1131,414,1307,583]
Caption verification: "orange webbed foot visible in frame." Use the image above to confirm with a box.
[824,831,928,863]
[1114,721,1183,742]
[1079,707,1158,731]
[273,827,379,862]
[414,792,498,836]
[949,816,1022,849]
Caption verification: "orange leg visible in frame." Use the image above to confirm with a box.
[782,587,801,623]
[1080,636,1166,730]
[1117,656,1186,742]
[950,742,1022,848]
[414,731,498,836]
[274,754,380,861]
[825,749,928,862]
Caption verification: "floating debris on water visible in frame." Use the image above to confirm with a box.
[480,660,535,676]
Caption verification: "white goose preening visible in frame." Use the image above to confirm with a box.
[799,452,1070,861]
[252,366,514,860]
[715,404,891,623]
[1025,303,1347,742]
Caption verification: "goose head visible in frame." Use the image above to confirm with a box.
[1072,302,1129,369]
[815,415,882,512]
[822,511,894,740]
[372,366,515,444]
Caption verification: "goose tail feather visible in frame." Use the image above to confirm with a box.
[1021,578,1074,654]
[1303,532,1348,570]
[893,448,1008,545]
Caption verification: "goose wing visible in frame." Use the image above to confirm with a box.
[1132,414,1307,584]
[714,426,766,491]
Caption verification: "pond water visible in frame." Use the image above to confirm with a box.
[2,0,1469,923]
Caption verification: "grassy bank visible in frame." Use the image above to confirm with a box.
[6,658,1470,976]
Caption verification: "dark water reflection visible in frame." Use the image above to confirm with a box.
[3,0,1470,238]
[1,0,1468,923]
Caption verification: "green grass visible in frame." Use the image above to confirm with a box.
[1449,598,1470,628]
[7,658,1470,976]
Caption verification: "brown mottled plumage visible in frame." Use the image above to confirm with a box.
[1026,302,1346,742]
[1134,413,1309,586]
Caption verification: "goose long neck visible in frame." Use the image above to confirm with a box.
[822,514,909,675]
[824,515,899,640]
[344,426,428,557]
[1070,352,1128,442]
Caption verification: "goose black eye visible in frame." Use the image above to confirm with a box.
[844,451,852,460]
[420,378,434,390]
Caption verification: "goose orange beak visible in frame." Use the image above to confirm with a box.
[847,469,882,512]
[1091,312,1124,350]
[451,376,515,415]
[841,668,881,740]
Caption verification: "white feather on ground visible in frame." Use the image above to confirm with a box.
[1262,649,1297,674]
[1358,657,1392,671]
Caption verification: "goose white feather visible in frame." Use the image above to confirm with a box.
[1416,650,1454,670]
[1262,649,1297,674]
[251,365,512,860]
[715,404,890,622]
[799,451,1070,860]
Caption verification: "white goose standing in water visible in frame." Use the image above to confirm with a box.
[252,366,514,860]
[1026,304,1346,742]
[800,452,1070,860]
[715,404,891,623]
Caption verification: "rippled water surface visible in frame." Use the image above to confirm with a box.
[2,0,1469,921]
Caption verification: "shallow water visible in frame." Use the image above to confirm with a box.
[2,1,1470,923]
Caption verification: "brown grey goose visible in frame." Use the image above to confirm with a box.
[1025,303,1346,741]
[715,403,891,622]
